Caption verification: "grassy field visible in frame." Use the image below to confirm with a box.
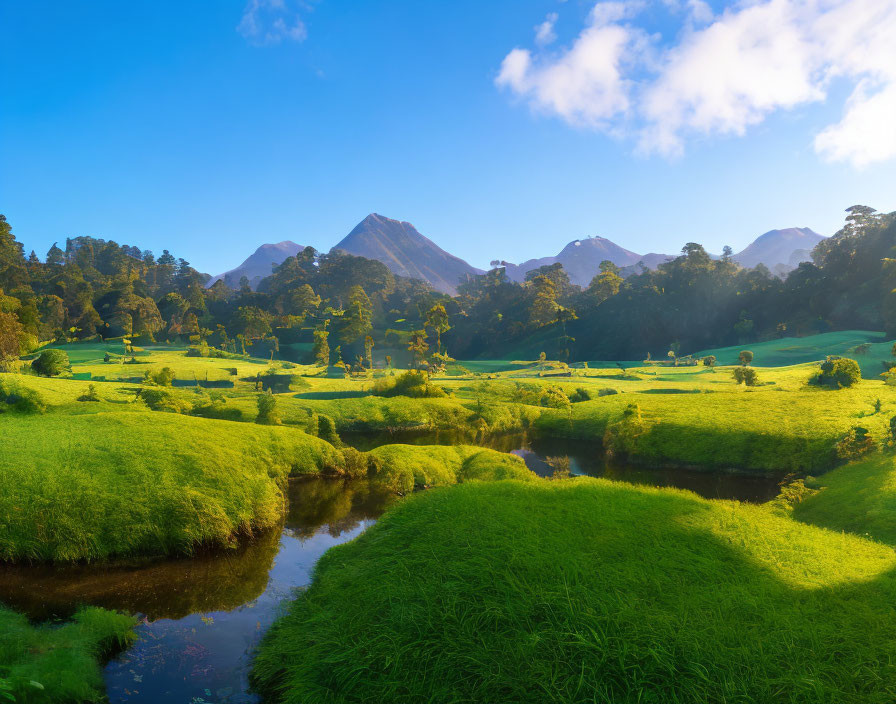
[692,330,891,377]
[790,455,896,545]
[0,605,135,703]
[252,478,896,704]
[5,333,896,563]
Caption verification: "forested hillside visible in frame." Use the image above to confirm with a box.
[1,206,894,368]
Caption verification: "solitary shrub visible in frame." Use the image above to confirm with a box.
[340,447,373,478]
[371,370,446,398]
[539,385,570,409]
[317,414,340,445]
[256,390,281,425]
[568,387,592,403]
[31,349,70,377]
[77,384,101,402]
[0,378,46,414]
[192,393,243,421]
[140,387,190,413]
[811,356,861,389]
[702,355,716,367]
[732,367,759,386]
[738,350,754,366]
[836,426,874,459]
[144,367,175,386]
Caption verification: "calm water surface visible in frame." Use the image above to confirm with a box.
[0,478,396,704]
[0,436,784,703]
[342,431,786,503]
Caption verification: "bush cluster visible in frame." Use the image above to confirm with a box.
[371,370,446,398]
[0,377,46,414]
[31,348,70,377]
[811,356,861,388]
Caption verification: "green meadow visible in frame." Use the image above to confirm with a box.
[4,336,896,701]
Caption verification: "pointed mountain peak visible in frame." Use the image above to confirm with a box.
[334,214,482,294]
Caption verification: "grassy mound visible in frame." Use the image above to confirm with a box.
[792,455,896,545]
[252,479,896,704]
[0,605,136,703]
[368,444,535,492]
[0,411,343,561]
[535,380,892,473]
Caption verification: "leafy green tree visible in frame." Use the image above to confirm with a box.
[425,303,451,353]
[528,275,558,329]
[31,348,70,377]
[0,310,24,369]
[340,285,373,344]
[732,366,758,386]
[407,330,429,369]
[364,335,375,369]
[738,350,754,366]
[232,306,272,339]
[587,261,623,305]
[702,355,716,367]
[256,390,281,425]
[313,321,330,366]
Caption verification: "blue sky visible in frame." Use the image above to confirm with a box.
[2,0,895,274]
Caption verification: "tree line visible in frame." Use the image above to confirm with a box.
[1,206,894,369]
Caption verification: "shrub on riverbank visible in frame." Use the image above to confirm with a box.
[252,479,896,704]
[0,411,343,561]
[0,605,136,703]
[371,370,446,398]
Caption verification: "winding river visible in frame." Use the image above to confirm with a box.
[0,437,784,703]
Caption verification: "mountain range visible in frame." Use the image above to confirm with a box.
[209,216,825,293]
[207,241,305,290]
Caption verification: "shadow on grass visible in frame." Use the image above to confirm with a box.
[252,480,896,703]
[294,390,370,400]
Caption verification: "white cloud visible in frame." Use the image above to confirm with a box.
[815,80,896,167]
[238,0,308,45]
[496,3,646,127]
[535,13,559,46]
[496,0,896,166]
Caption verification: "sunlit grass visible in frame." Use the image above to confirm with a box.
[252,478,896,703]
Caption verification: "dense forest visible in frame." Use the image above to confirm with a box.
[1,206,894,368]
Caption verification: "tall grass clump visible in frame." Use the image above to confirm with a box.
[0,605,136,703]
[253,479,896,704]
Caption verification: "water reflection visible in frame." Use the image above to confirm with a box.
[341,431,786,504]
[0,478,396,704]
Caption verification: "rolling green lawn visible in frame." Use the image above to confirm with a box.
[692,330,890,377]
[252,478,896,704]
[0,605,135,703]
[791,454,896,545]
